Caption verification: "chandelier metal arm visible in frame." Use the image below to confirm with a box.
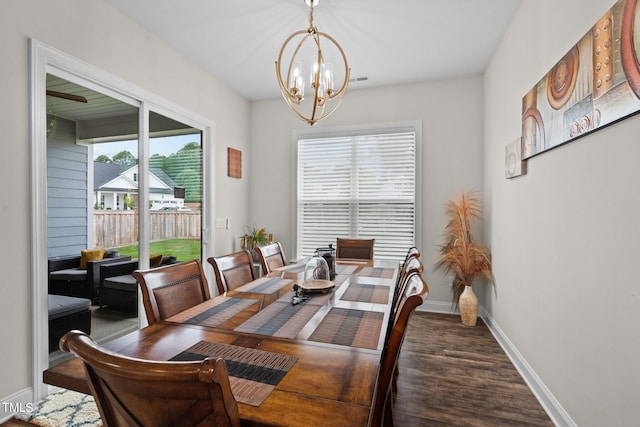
[275,0,350,126]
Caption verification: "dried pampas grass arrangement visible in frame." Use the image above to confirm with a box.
[436,190,494,306]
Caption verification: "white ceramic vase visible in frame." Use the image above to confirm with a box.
[459,285,478,326]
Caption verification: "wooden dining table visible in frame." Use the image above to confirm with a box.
[43,258,398,427]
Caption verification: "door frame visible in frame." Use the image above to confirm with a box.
[30,39,216,400]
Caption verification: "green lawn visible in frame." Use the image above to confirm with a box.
[115,238,201,262]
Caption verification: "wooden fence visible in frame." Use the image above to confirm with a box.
[94,211,201,248]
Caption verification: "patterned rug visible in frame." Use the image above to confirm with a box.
[27,389,101,427]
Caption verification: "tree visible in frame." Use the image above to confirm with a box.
[181,142,201,151]
[95,155,112,163]
[149,153,167,170]
[112,150,137,166]
[165,143,202,203]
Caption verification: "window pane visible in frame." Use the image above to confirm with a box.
[149,131,202,262]
[297,130,416,260]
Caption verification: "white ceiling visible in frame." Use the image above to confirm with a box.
[103,0,523,102]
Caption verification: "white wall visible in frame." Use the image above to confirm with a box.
[250,77,485,306]
[0,0,250,406]
[484,0,639,425]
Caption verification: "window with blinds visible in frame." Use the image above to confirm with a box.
[296,130,417,261]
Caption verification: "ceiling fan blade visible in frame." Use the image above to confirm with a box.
[46,90,88,103]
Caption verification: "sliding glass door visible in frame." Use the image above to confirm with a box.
[46,75,205,367]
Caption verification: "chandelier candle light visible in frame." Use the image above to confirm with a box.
[275,0,350,126]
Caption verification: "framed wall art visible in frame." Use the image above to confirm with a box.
[522,0,640,159]
[227,147,242,178]
[505,137,526,178]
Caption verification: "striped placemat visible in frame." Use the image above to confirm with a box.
[234,277,293,294]
[170,340,298,406]
[335,264,358,275]
[234,301,321,338]
[166,296,258,327]
[341,282,390,304]
[308,308,384,350]
[276,263,306,273]
[357,266,395,279]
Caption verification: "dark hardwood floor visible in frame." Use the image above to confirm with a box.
[394,312,553,426]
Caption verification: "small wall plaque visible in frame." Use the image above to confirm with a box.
[227,147,242,178]
[505,137,526,179]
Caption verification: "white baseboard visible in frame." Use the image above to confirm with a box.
[418,299,457,314]
[0,386,35,423]
[479,307,577,427]
[0,384,64,423]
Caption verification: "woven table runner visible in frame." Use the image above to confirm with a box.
[234,301,321,338]
[357,266,395,279]
[166,297,258,328]
[308,308,384,350]
[170,340,298,406]
[335,264,358,275]
[276,263,306,273]
[235,277,293,294]
[341,282,390,304]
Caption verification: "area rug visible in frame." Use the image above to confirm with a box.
[28,389,101,427]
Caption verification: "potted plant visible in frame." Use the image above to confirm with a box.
[435,190,493,326]
[241,225,270,261]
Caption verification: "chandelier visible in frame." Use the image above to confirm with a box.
[275,0,350,126]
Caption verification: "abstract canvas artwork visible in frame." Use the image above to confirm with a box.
[521,0,640,159]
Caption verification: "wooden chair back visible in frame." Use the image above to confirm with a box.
[336,238,375,260]
[396,247,424,289]
[133,260,211,325]
[370,272,428,427]
[207,250,257,294]
[402,247,420,265]
[386,255,424,344]
[60,330,240,427]
[254,242,287,275]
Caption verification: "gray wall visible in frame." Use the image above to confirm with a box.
[47,117,88,257]
[484,0,639,425]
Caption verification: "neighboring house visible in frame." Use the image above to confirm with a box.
[93,162,184,211]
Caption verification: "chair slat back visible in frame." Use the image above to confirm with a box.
[336,238,375,260]
[385,255,424,346]
[60,330,240,427]
[254,242,287,275]
[370,272,428,427]
[133,260,211,325]
[207,250,257,294]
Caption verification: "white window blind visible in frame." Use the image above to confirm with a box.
[296,131,416,261]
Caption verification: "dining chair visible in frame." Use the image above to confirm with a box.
[385,255,424,397]
[402,247,420,265]
[395,247,421,290]
[370,272,428,427]
[133,259,211,325]
[207,249,257,294]
[336,238,375,260]
[59,330,240,427]
[254,242,287,275]
[388,256,424,338]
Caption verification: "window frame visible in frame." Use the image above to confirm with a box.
[291,121,422,261]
